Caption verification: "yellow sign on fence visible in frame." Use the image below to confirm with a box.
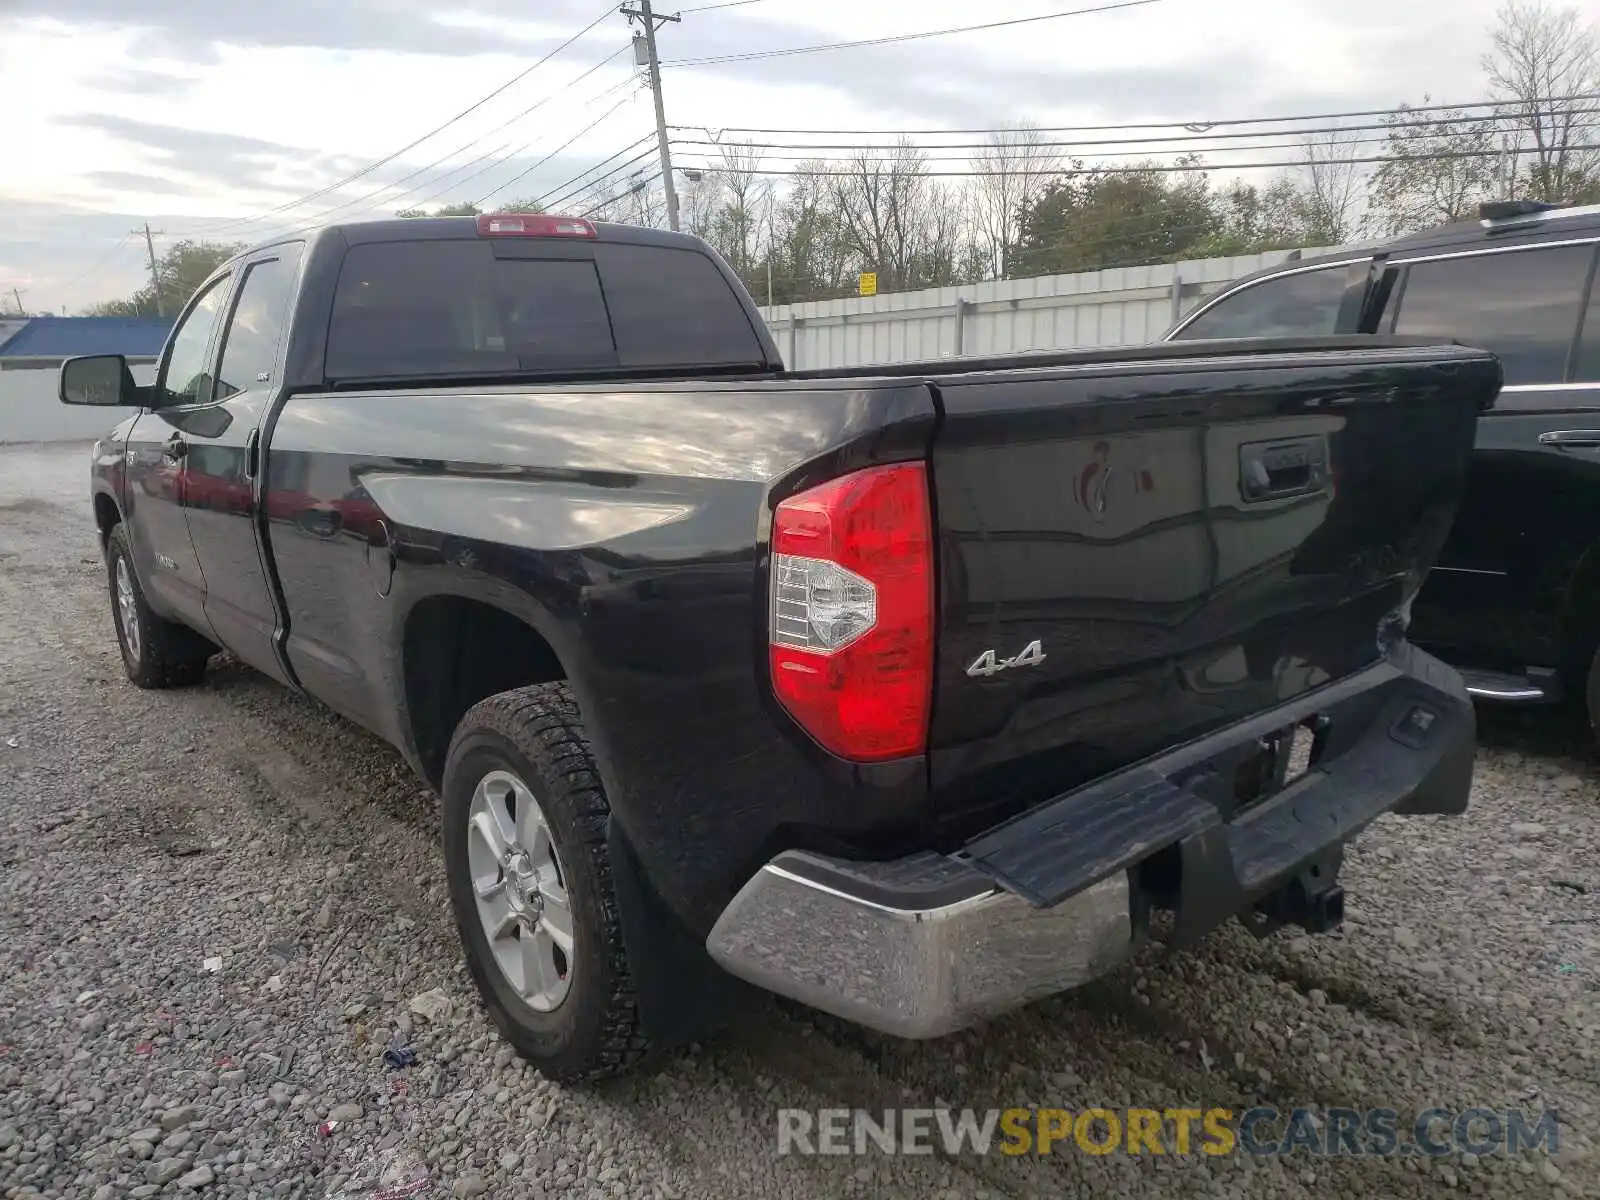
[858,272,878,297]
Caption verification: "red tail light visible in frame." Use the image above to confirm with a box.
[475,213,597,239]
[769,462,933,762]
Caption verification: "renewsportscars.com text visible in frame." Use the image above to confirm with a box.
[776,1106,1561,1158]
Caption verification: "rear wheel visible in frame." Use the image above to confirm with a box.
[441,682,649,1082]
[105,523,214,689]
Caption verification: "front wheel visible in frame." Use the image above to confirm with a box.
[441,683,650,1082]
[104,523,214,689]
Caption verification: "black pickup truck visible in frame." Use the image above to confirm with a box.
[60,213,1500,1081]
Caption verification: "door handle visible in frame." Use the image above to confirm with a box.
[1538,430,1600,448]
[244,428,261,480]
[162,436,187,463]
[1239,435,1328,503]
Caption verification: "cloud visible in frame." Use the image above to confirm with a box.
[651,7,1304,131]
[97,67,195,97]
[55,113,359,200]
[83,170,189,195]
[63,112,308,163]
[2,0,608,57]
[669,44,1316,144]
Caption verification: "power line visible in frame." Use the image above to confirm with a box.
[579,172,663,219]
[673,142,1600,177]
[667,106,1600,154]
[676,0,777,12]
[232,70,643,240]
[669,123,1600,167]
[51,234,137,298]
[274,45,636,229]
[661,0,1165,67]
[675,90,1600,136]
[532,143,664,212]
[475,92,644,207]
[169,0,622,239]
[375,78,642,216]
[534,142,661,208]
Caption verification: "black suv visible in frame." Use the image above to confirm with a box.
[1165,200,1600,739]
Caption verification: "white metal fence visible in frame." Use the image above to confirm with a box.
[756,246,1341,370]
[0,362,156,444]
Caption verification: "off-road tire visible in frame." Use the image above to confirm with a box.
[441,682,650,1082]
[105,522,214,689]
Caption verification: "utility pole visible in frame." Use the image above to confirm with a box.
[133,222,165,316]
[622,0,681,232]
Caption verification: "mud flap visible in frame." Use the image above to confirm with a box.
[606,817,753,1048]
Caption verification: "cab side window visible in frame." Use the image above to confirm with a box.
[156,276,231,407]
[214,249,302,401]
[1173,266,1350,340]
[1387,245,1593,385]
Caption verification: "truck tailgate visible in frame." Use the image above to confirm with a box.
[925,342,1501,835]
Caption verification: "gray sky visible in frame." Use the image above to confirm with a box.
[0,0,1512,313]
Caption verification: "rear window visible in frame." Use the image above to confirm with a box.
[325,237,763,381]
[594,243,764,367]
[1173,266,1349,340]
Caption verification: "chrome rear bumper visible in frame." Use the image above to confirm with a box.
[708,651,1474,1040]
[705,851,1134,1039]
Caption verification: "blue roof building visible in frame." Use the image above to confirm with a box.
[0,316,174,366]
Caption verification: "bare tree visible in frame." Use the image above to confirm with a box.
[830,142,918,288]
[1368,101,1504,234]
[1301,127,1367,242]
[703,142,772,281]
[970,123,1062,279]
[829,139,979,290]
[676,170,721,239]
[766,162,851,303]
[1483,0,1600,203]
[914,182,978,287]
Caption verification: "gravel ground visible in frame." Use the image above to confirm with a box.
[1,440,1597,1200]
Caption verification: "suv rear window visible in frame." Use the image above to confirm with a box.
[1387,244,1593,384]
[325,238,764,382]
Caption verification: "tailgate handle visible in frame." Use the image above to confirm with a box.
[1239,436,1327,503]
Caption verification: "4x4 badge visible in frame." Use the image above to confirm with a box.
[966,640,1046,678]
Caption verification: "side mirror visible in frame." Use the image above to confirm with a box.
[60,354,139,407]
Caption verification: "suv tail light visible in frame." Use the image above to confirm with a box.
[769,462,933,761]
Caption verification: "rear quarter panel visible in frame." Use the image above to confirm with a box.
[263,380,936,930]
